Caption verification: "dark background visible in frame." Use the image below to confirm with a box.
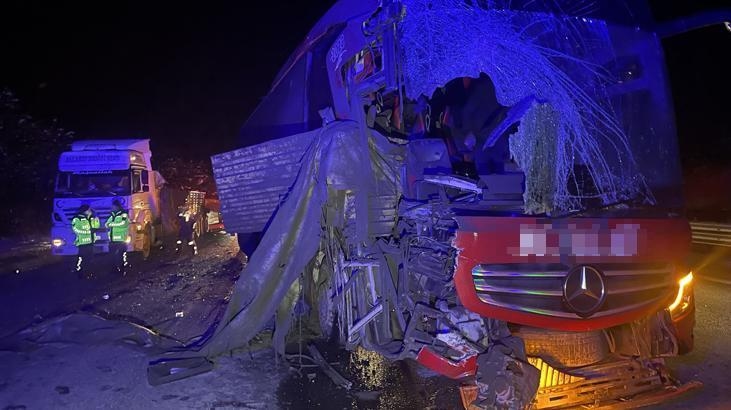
[0,1,335,159]
[0,0,730,235]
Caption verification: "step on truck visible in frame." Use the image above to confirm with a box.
[52,139,163,260]
[205,1,730,408]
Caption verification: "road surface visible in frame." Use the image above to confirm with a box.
[0,233,242,340]
[658,249,731,410]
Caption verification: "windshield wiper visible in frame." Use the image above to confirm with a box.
[553,194,664,219]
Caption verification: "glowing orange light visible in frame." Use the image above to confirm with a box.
[668,272,693,312]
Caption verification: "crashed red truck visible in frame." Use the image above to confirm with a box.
[149,1,727,408]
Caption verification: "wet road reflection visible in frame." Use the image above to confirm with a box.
[277,342,463,409]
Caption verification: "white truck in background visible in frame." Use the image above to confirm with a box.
[51,139,164,259]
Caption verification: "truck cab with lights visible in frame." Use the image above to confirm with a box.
[51,139,162,258]
[206,0,718,408]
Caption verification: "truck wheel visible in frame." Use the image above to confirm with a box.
[318,277,339,342]
[142,224,152,260]
[152,223,163,246]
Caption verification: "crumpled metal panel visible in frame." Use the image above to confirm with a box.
[369,194,399,237]
[366,135,404,238]
[211,133,316,233]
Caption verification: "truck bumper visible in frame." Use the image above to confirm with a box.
[459,358,702,409]
[671,301,695,354]
[51,227,122,255]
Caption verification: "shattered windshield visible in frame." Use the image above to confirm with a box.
[55,171,131,197]
[394,0,681,215]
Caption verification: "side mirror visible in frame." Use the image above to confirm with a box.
[143,185,150,192]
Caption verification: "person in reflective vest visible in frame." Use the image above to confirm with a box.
[106,199,130,274]
[71,204,100,277]
[176,205,198,256]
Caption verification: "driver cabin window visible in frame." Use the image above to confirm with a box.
[132,170,143,193]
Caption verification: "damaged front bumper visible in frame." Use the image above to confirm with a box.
[459,357,702,409]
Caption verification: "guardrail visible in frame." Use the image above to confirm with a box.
[690,221,731,247]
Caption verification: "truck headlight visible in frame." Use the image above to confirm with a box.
[52,239,65,247]
[668,272,693,318]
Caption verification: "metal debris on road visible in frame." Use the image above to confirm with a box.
[307,344,352,390]
[102,294,110,300]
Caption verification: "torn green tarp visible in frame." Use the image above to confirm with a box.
[149,121,390,382]
[0,313,180,354]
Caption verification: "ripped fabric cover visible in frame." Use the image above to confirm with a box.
[149,121,378,375]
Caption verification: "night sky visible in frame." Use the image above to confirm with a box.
[1,1,336,159]
[1,1,729,163]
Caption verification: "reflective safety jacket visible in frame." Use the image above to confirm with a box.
[71,213,101,246]
[105,210,130,243]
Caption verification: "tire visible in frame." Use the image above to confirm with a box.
[318,280,339,342]
[142,224,152,260]
[197,214,208,236]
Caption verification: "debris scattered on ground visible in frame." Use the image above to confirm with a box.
[0,324,286,409]
[306,344,352,391]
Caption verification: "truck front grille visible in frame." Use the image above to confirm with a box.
[62,208,112,224]
[471,263,674,319]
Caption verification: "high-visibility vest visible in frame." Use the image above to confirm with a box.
[71,214,100,246]
[105,210,129,242]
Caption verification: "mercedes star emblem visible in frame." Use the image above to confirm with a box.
[563,265,606,317]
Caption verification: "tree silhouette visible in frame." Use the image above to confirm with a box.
[0,88,75,236]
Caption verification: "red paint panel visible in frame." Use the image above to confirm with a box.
[415,347,477,379]
[453,217,691,331]
[455,217,691,264]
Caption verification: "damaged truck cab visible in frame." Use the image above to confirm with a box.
[212,1,701,408]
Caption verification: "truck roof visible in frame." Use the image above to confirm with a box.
[271,0,377,89]
[70,139,151,153]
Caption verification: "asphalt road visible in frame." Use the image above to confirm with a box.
[1,239,729,409]
[0,233,242,340]
[658,250,731,410]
